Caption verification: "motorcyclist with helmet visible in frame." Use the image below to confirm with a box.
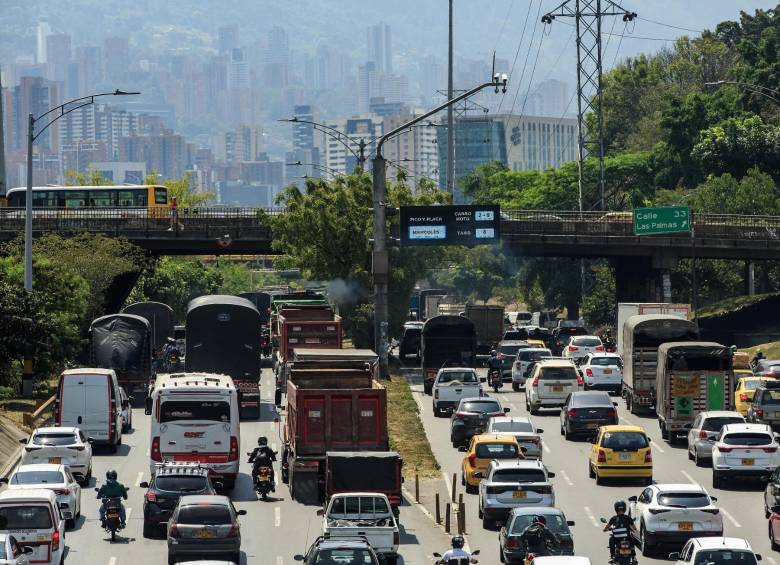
[97,469,128,527]
[604,500,636,559]
[248,436,277,490]
[519,515,560,558]
[752,349,766,368]
[439,536,472,563]
[487,349,502,384]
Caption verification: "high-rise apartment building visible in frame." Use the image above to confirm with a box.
[526,79,570,117]
[227,47,250,90]
[3,76,59,152]
[103,37,129,82]
[264,26,289,88]
[74,46,102,97]
[318,116,383,175]
[217,25,239,54]
[45,33,72,83]
[36,20,52,65]
[357,62,377,113]
[119,129,192,180]
[367,22,392,74]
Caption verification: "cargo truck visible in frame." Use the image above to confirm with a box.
[421,315,477,395]
[622,314,699,414]
[419,289,446,320]
[325,451,403,509]
[89,313,153,394]
[122,301,174,355]
[616,303,692,357]
[656,342,734,444]
[269,292,327,372]
[281,356,388,504]
[466,304,505,362]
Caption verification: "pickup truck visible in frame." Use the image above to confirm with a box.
[319,492,400,564]
[432,367,484,417]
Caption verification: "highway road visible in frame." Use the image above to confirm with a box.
[409,370,779,565]
[60,367,450,565]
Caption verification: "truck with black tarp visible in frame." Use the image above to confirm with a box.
[421,315,477,395]
[122,301,175,357]
[325,451,403,511]
[185,295,262,419]
[281,353,388,505]
[465,304,505,362]
[90,313,153,393]
[656,341,734,443]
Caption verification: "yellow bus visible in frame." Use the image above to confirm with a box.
[5,185,169,211]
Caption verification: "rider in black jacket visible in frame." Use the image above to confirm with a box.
[248,436,277,490]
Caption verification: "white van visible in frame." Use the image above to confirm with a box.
[54,368,123,452]
[146,373,240,490]
[0,489,66,565]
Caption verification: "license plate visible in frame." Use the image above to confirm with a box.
[603,369,612,374]
[195,529,216,538]
[553,386,563,392]
[677,522,693,531]
[106,512,119,519]
[742,458,755,465]
[587,423,599,429]
[48,457,61,464]
[512,491,527,499]
[619,453,633,461]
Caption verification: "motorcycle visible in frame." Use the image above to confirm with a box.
[489,369,503,393]
[95,488,126,542]
[247,452,276,500]
[432,549,480,565]
[600,518,637,565]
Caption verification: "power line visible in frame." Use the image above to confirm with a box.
[507,0,544,118]
[496,0,535,115]
[555,20,676,42]
[637,16,703,34]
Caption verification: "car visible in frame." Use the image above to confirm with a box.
[500,507,575,564]
[295,536,380,565]
[735,376,773,417]
[167,494,246,565]
[0,489,66,565]
[712,423,780,488]
[497,341,532,380]
[628,483,722,556]
[0,534,34,564]
[686,411,745,467]
[559,391,618,440]
[670,537,761,565]
[450,397,510,448]
[530,558,591,565]
[763,467,780,518]
[140,463,218,538]
[432,367,483,417]
[526,359,583,414]
[2,464,81,529]
[460,433,523,494]
[551,326,588,356]
[747,381,780,426]
[577,353,623,394]
[119,387,133,432]
[561,335,604,363]
[512,348,552,391]
[754,359,780,378]
[478,459,556,528]
[588,425,653,485]
[20,427,92,485]
[486,416,544,460]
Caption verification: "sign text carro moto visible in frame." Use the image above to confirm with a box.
[633,205,691,235]
[399,205,501,246]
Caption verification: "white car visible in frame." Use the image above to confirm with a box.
[531,558,592,565]
[511,348,552,391]
[432,367,483,417]
[486,416,544,459]
[20,427,92,485]
[578,353,623,394]
[562,335,604,363]
[711,423,780,488]
[671,537,762,565]
[628,483,722,556]
[119,387,133,432]
[478,459,555,529]
[3,464,81,528]
[526,359,583,414]
[0,534,34,564]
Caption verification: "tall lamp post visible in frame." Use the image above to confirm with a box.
[24,89,140,291]
[279,117,367,171]
[372,74,507,376]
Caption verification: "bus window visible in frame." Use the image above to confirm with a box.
[117,189,147,207]
[89,191,114,207]
[64,191,86,208]
[154,187,168,205]
[32,191,55,207]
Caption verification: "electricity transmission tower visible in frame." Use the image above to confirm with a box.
[542,0,636,211]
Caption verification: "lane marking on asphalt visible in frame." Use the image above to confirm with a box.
[559,469,574,486]
[109,558,116,565]
[766,556,778,565]
[145,449,150,457]
[442,471,453,500]
[619,417,635,426]
[126,508,132,522]
[275,506,281,527]
[652,442,665,454]
[680,470,697,484]
[135,471,143,486]
[720,507,742,528]
[583,505,600,528]
[543,442,551,454]
[277,556,283,565]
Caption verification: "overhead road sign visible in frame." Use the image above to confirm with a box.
[633,206,691,235]
[399,205,501,246]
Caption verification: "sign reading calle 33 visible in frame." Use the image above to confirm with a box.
[633,205,691,235]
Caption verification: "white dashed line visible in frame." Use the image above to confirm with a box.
[559,469,574,486]
[277,556,284,565]
[543,442,551,454]
[680,470,697,484]
[135,471,143,486]
[583,505,600,528]
[651,442,665,454]
[274,506,281,527]
[442,471,453,500]
[720,507,742,528]
[126,508,132,521]
[108,558,116,565]
[766,556,777,565]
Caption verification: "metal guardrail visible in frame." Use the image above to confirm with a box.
[22,395,56,428]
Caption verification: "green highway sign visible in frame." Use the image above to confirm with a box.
[633,205,691,235]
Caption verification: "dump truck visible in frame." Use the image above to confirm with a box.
[465,304,505,362]
[421,315,477,395]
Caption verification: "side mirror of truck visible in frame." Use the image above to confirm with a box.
[144,397,153,416]
[18,437,27,444]
[536,428,544,434]
[139,481,149,489]
[294,555,305,562]
[503,407,510,413]
[316,508,325,516]
[457,446,467,452]
[479,377,486,383]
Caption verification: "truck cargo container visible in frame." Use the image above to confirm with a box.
[421,315,477,395]
[89,313,153,394]
[122,301,174,354]
[466,304,505,361]
[269,292,327,372]
[325,451,403,509]
[656,341,734,443]
[616,303,692,358]
[419,289,446,320]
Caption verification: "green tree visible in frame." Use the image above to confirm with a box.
[64,169,113,186]
[581,263,617,329]
[145,171,215,207]
[433,247,508,304]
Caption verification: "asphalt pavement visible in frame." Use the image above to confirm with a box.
[410,371,780,565]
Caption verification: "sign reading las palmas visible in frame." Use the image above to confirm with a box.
[633,205,691,235]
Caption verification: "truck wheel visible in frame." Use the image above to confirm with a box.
[512,383,519,392]
[433,404,442,418]
[384,555,398,565]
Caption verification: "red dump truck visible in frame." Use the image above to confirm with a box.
[281,354,388,505]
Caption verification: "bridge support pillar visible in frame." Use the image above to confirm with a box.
[613,255,678,303]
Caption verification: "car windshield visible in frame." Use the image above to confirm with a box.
[702,418,744,432]
[590,357,621,367]
[722,432,772,446]
[154,476,208,493]
[160,401,230,423]
[693,550,758,565]
[490,421,534,433]
[540,366,577,380]
[314,548,375,564]
[461,401,500,413]
[572,394,612,407]
[177,505,232,525]
[573,338,601,346]
[10,471,64,485]
[32,433,76,446]
[742,380,766,391]
[521,350,551,361]
[500,345,527,357]
[329,496,390,516]
[761,390,780,404]
[657,492,710,508]
[0,506,52,529]
[438,371,478,384]
[475,443,518,459]
[494,469,546,483]
[510,513,569,535]
[602,431,648,450]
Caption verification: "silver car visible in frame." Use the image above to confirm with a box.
[486,416,544,459]
[686,411,745,466]
[477,459,555,529]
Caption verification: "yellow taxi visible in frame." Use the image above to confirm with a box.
[588,425,652,485]
[460,433,524,493]
[735,376,774,416]
[527,339,546,348]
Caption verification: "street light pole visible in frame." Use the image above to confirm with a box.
[372,75,507,376]
[446,0,455,196]
[279,117,367,171]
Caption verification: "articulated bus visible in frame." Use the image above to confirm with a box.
[5,184,169,211]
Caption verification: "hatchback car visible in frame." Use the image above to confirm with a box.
[735,377,774,417]
[141,463,217,538]
[629,483,722,556]
[526,360,583,414]
[578,353,623,393]
[167,495,245,565]
[486,416,544,459]
[551,326,588,355]
[712,423,780,487]
[0,534,33,565]
[2,465,81,528]
[295,536,380,565]
[747,381,780,427]
[478,460,555,528]
[500,507,575,564]
[20,427,92,485]
[450,397,509,448]
[512,348,552,391]
[460,434,523,493]
[670,537,761,565]
[560,391,618,439]
[686,411,745,467]
[589,425,652,485]
[562,336,604,363]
